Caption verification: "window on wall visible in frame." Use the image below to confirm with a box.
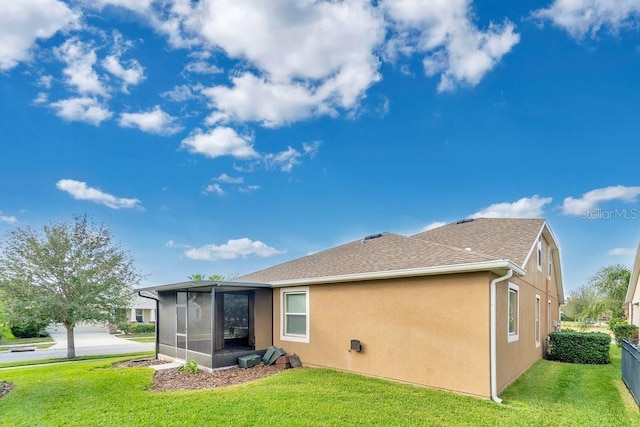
[281,287,309,343]
[535,295,541,347]
[536,237,542,271]
[548,300,552,333]
[135,309,143,323]
[547,247,552,280]
[508,283,519,342]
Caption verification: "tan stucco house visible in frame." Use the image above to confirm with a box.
[626,244,640,327]
[140,218,564,400]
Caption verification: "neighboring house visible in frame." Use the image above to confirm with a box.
[139,218,564,400]
[626,244,640,327]
[123,294,157,324]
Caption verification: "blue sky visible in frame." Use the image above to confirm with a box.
[1,1,639,293]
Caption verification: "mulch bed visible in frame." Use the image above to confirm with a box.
[114,358,284,391]
[112,358,171,368]
[0,381,13,399]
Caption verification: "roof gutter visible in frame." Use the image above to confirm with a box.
[138,291,159,359]
[269,260,525,287]
[490,268,513,404]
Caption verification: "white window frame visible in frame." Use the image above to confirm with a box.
[508,282,520,342]
[536,237,543,271]
[548,300,552,333]
[547,247,552,280]
[135,309,144,323]
[280,287,310,343]
[535,295,541,348]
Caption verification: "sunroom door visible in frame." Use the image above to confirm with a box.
[176,291,187,360]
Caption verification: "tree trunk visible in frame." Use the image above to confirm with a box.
[64,322,76,359]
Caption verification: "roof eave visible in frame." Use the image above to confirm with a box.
[136,280,272,293]
[268,260,526,287]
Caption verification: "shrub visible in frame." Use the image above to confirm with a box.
[548,332,610,364]
[10,320,49,338]
[130,323,155,334]
[117,322,131,334]
[612,324,638,346]
[608,316,626,332]
[177,360,198,374]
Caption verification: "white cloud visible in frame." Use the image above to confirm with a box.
[264,147,303,173]
[183,60,222,74]
[422,221,447,231]
[180,127,259,159]
[203,73,333,128]
[0,0,78,71]
[56,179,141,209]
[214,173,243,184]
[95,0,153,14]
[384,0,520,92]
[37,75,53,89]
[533,0,640,39]
[0,213,18,224]
[471,195,553,218]
[55,38,108,96]
[118,106,182,135]
[165,240,190,249]
[33,92,48,105]
[162,85,199,102]
[193,0,383,82]
[608,247,636,256]
[203,183,224,196]
[239,185,260,193]
[303,141,322,158]
[103,55,145,91]
[562,185,640,215]
[184,238,285,261]
[50,96,112,126]
[193,0,384,126]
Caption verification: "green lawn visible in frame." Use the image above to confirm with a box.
[0,336,54,346]
[115,333,156,343]
[0,352,154,369]
[0,348,637,426]
[0,343,55,351]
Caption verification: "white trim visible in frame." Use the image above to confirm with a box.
[547,247,552,280]
[508,282,520,343]
[521,221,565,304]
[536,237,543,271]
[535,295,541,348]
[269,260,525,287]
[522,224,545,269]
[280,286,310,343]
[547,300,551,334]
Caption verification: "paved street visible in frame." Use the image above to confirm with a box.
[0,324,154,364]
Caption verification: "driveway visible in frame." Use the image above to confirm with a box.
[0,324,154,364]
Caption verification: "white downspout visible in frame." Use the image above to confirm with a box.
[490,269,513,403]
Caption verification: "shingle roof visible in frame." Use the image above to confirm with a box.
[236,218,546,284]
[412,218,545,267]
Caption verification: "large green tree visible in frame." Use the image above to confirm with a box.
[564,264,631,330]
[0,215,142,358]
[588,264,631,320]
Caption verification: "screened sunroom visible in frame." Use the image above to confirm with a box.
[138,280,273,369]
